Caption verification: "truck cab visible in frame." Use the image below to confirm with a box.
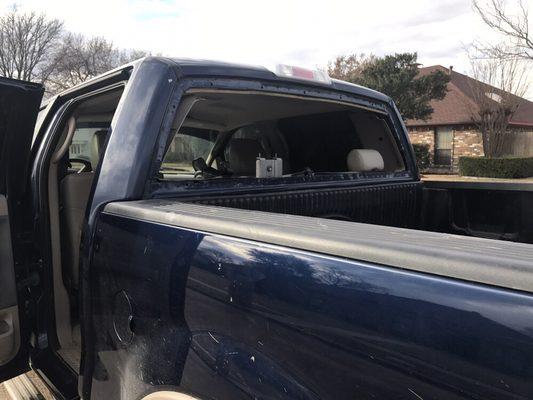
[0,57,532,400]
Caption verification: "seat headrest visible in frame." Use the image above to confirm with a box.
[347,149,384,172]
[90,129,109,168]
[227,138,265,176]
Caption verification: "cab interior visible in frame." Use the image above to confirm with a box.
[44,88,123,371]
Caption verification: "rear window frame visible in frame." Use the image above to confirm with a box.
[147,78,418,199]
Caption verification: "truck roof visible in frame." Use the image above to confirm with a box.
[48,56,391,104]
[167,57,390,101]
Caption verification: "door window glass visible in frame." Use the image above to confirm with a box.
[160,127,218,176]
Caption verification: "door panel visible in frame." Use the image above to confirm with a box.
[0,196,17,317]
[84,205,533,400]
[0,194,24,382]
[0,197,20,368]
[0,195,19,365]
[0,306,20,365]
[0,77,44,381]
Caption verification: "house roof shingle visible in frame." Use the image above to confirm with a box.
[405,65,533,128]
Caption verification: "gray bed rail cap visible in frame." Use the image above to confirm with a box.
[104,200,533,294]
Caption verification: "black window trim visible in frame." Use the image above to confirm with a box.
[147,77,419,199]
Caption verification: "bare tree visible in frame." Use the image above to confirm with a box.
[117,48,151,65]
[473,0,533,60]
[0,7,63,81]
[468,57,529,157]
[0,7,148,93]
[44,33,149,94]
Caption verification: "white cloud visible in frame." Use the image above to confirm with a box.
[2,0,532,98]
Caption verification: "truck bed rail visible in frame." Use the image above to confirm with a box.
[104,200,533,294]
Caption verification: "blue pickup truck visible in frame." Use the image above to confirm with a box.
[0,57,532,400]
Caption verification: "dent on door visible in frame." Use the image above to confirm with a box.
[0,195,20,365]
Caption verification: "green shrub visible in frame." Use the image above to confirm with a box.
[459,156,533,178]
[412,143,431,171]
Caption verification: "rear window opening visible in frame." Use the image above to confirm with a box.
[160,91,406,182]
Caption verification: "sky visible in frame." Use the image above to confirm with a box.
[3,0,533,98]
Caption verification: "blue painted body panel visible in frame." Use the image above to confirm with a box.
[74,57,417,398]
[88,213,533,399]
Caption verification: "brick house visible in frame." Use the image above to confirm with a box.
[406,65,533,172]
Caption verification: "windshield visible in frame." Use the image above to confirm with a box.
[161,127,218,173]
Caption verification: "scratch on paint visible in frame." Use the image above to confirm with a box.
[208,332,219,344]
[408,388,423,400]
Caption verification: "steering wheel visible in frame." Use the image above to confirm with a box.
[68,158,93,173]
[192,157,225,179]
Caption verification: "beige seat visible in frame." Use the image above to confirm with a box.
[60,172,94,290]
[60,130,107,290]
[89,129,108,168]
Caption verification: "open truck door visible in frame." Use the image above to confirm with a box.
[0,77,44,382]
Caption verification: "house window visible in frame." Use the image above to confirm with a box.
[434,127,453,166]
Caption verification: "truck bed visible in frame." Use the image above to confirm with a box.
[152,177,533,244]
